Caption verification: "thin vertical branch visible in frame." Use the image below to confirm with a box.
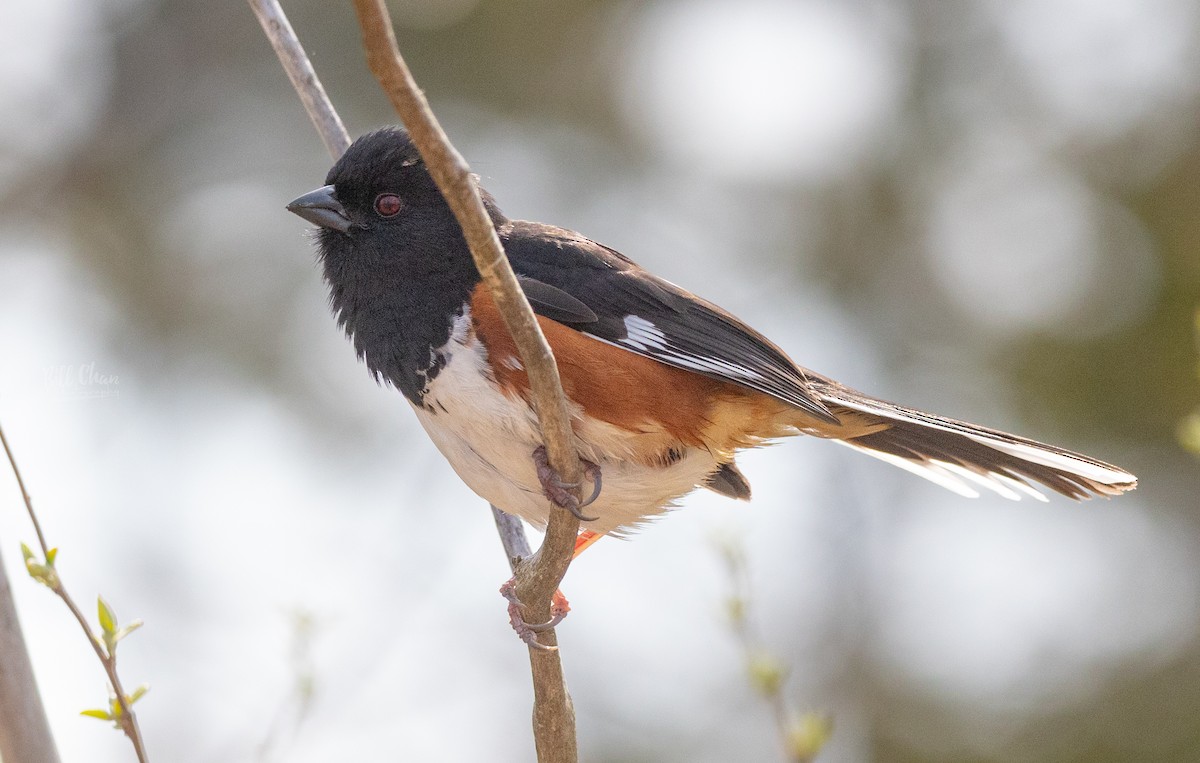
[492,505,534,565]
[717,534,830,762]
[247,0,350,158]
[251,3,583,760]
[1,428,49,557]
[347,6,582,758]
[1,423,149,763]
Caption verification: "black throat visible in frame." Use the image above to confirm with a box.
[318,226,481,407]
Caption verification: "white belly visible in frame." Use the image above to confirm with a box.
[410,313,718,536]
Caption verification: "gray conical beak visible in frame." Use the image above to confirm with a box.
[286,185,352,232]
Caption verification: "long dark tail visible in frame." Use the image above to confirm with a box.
[818,387,1136,501]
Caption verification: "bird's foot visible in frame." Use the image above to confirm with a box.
[532,446,602,521]
[500,578,571,652]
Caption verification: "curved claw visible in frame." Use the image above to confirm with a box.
[500,579,568,651]
[564,500,599,523]
[520,628,559,652]
[532,446,603,522]
[525,608,568,633]
[576,462,603,510]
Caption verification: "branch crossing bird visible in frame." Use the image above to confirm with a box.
[288,128,1137,643]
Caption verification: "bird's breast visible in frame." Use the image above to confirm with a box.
[408,307,723,534]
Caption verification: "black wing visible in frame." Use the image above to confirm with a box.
[501,221,837,423]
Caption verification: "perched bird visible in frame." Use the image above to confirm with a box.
[288,127,1135,633]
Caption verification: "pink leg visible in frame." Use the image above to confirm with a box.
[499,450,601,649]
[500,578,571,652]
[531,446,602,521]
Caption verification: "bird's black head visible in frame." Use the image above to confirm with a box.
[287,127,502,404]
[290,127,469,257]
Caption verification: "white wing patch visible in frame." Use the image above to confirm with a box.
[656,351,765,381]
[622,315,667,350]
[617,314,766,381]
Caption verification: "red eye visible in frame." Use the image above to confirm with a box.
[374,193,403,217]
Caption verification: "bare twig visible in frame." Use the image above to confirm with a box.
[253,2,583,760]
[717,535,830,762]
[492,504,534,567]
[1,423,150,763]
[253,609,316,762]
[247,0,350,158]
[347,6,582,758]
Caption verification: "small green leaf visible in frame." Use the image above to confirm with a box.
[45,547,58,566]
[80,709,112,721]
[747,652,786,697]
[114,620,144,643]
[128,684,150,704]
[23,559,59,589]
[784,713,833,762]
[97,597,117,637]
[20,544,60,589]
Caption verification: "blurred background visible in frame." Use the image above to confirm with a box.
[1,0,1198,760]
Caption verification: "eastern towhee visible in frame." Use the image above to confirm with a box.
[288,128,1136,641]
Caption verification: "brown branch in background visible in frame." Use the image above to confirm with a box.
[1,423,150,763]
[0,490,61,763]
[253,1,583,760]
